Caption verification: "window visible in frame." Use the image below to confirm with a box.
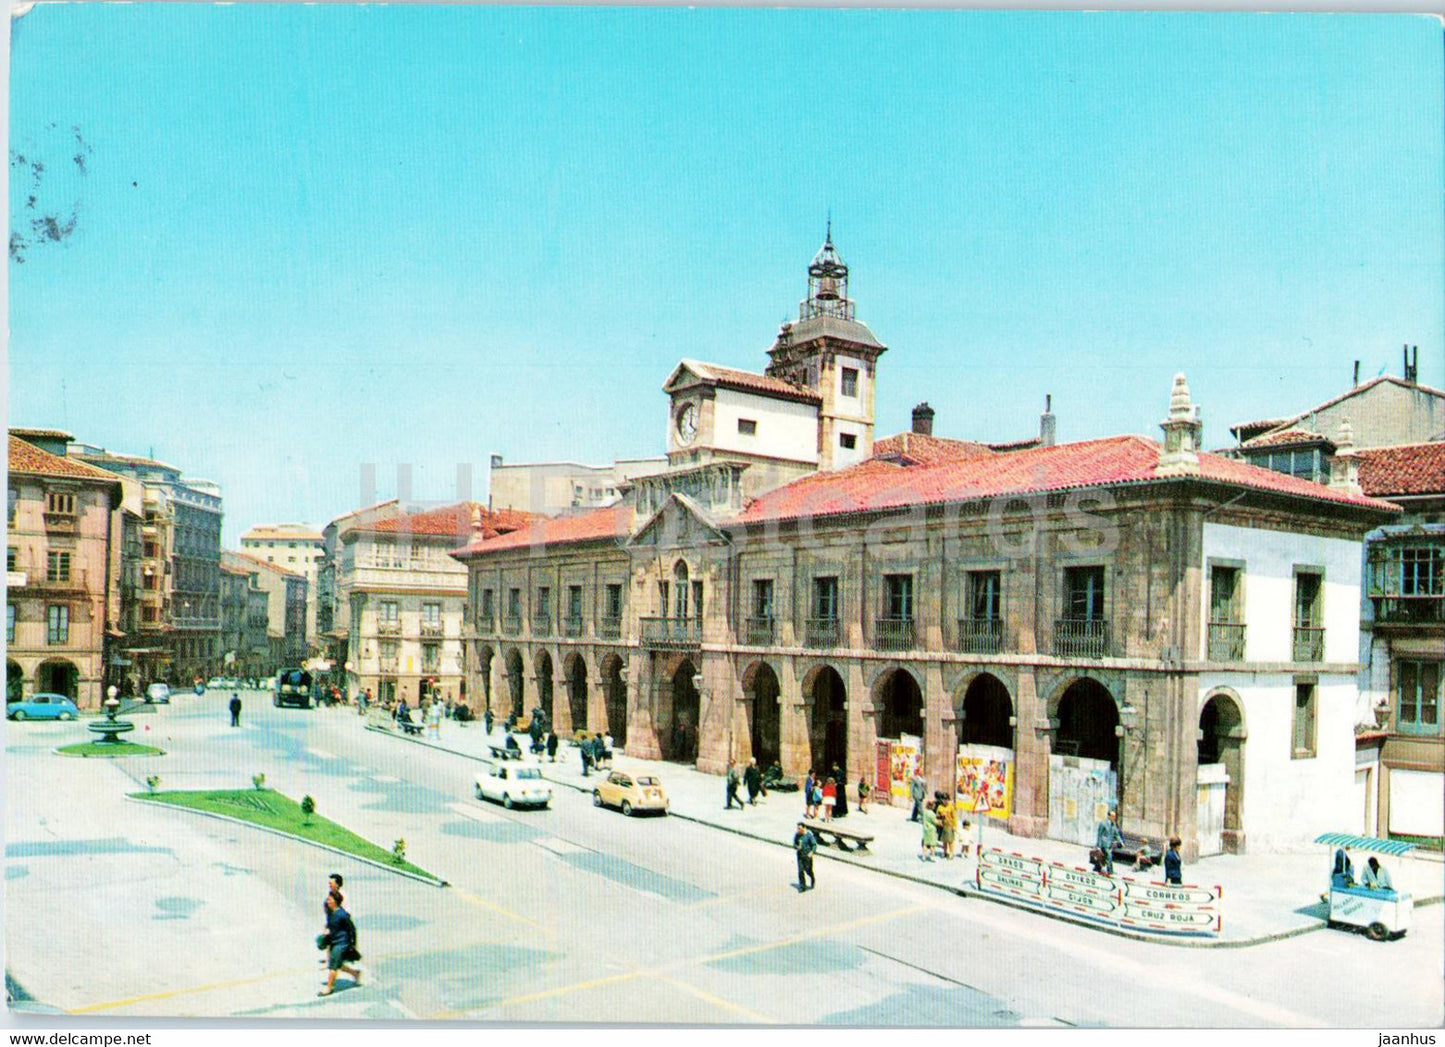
[379,600,399,623]
[422,643,440,672]
[537,587,551,616]
[7,487,16,525]
[1198,564,1235,623]
[6,547,16,573]
[752,579,774,619]
[1397,660,1441,735]
[1292,681,1317,758]
[968,570,1002,620]
[839,433,857,450]
[6,604,14,644]
[46,605,69,645]
[1064,565,1106,620]
[884,574,914,619]
[421,602,441,626]
[46,492,75,516]
[738,419,757,436]
[508,588,521,616]
[379,639,398,661]
[841,367,859,397]
[813,576,839,620]
[480,588,494,621]
[567,585,583,620]
[605,583,623,620]
[46,552,71,582]
[1294,572,1321,628]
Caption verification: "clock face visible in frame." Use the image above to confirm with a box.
[676,403,698,445]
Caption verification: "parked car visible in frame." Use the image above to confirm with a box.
[273,668,313,709]
[7,693,79,721]
[592,770,668,817]
[207,676,228,689]
[145,683,171,704]
[473,761,552,810]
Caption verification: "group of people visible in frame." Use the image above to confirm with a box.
[914,791,981,862]
[316,872,361,997]
[724,759,767,809]
[1092,808,1185,885]
[802,766,866,820]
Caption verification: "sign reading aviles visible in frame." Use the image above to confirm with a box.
[975,848,1222,937]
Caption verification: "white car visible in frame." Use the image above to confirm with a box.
[474,761,552,810]
[145,683,171,704]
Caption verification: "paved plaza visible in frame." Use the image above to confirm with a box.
[5,691,1443,1025]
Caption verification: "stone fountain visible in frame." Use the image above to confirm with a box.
[87,687,136,745]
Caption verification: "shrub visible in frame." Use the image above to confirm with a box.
[252,773,266,791]
[392,838,406,865]
[145,775,161,793]
[300,794,316,825]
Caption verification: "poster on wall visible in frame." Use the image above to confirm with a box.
[956,743,1014,820]
[888,735,922,800]
[874,740,893,803]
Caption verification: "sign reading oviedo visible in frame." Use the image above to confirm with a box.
[974,848,1223,937]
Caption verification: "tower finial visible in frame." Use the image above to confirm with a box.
[825,209,832,246]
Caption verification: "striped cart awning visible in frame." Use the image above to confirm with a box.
[1313,833,1418,857]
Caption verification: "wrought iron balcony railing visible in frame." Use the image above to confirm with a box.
[1292,626,1325,662]
[745,615,775,646]
[1054,617,1110,658]
[874,616,916,652]
[563,615,585,638]
[1207,621,1246,661]
[598,615,623,640]
[531,613,553,637]
[804,616,842,649]
[957,616,1002,654]
[1372,596,1445,626]
[502,613,523,636]
[640,616,700,648]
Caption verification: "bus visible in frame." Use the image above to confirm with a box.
[274,668,314,709]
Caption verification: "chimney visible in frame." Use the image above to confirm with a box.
[1405,345,1419,384]
[1328,417,1362,495]
[490,453,504,469]
[911,402,935,436]
[1156,373,1203,477]
[1040,394,1056,447]
[1353,360,1360,387]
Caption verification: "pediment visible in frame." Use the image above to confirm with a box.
[628,492,730,549]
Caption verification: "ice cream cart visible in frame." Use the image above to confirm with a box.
[1313,833,1416,941]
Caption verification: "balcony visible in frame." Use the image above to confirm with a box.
[420,622,444,639]
[502,613,522,636]
[874,616,915,652]
[598,615,623,640]
[805,616,842,649]
[1292,626,1325,662]
[43,511,78,534]
[531,613,553,637]
[1054,617,1110,658]
[379,658,398,674]
[377,621,400,636]
[474,615,496,636]
[15,568,90,594]
[745,615,775,646]
[1207,621,1246,661]
[1372,595,1445,627]
[957,617,1003,654]
[641,616,700,649]
[563,615,585,638]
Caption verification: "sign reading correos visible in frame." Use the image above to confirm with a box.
[975,848,1221,937]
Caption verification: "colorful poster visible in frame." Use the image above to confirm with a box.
[874,740,893,803]
[956,743,1013,820]
[888,734,921,801]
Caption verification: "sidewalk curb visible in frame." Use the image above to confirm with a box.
[125,793,449,888]
[366,724,1444,946]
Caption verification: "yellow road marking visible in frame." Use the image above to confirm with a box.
[428,970,645,1019]
[68,965,316,1015]
[690,903,928,966]
[654,974,773,1023]
[682,884,784,911]
[449,885,547,932]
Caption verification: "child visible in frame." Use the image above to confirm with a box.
[857,775,870,814]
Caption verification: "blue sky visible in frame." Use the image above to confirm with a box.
[9,6,1443,543]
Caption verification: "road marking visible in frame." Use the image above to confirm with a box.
[389,998,419,1020]
[690,903,929,967]
[441,970,643,1017]
[446,801,503,823]
[535,837,586,855]
[449,885,545,930]
[67,965,316,1015]
[654,974,772,1022]
[682,884,781,910]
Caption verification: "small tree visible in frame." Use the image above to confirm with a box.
[145,775,161,794]
[300,794,316,826]
[392,838,407,865]
[252,772,266,791]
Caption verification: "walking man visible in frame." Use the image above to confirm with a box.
[743,758,762,805]
[546,729,559,763]
[1094,808,1125,876]
[909,770,927,822]
[793,821,818,891]
[484,706,495,736]
[581,738,593,778]
[725,760,744,810]
[228,692,242,728]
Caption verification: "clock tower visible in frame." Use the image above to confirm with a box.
[766,226,886,469]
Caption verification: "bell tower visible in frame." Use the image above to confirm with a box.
[766,225,887,470]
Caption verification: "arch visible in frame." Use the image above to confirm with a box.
[666,657,700,764]
[534,649,554,723]
[504,648,526,720]
[601,653,628,745]
[564,652,588,733]
[742,660,782,770]
[37,659,79,700]
[874,667,923,742]
[1199,688,1246,843]
[1053,677,1119,768]
[7,660,24,704]
[803,664,848,778]
[959,673,1013,750]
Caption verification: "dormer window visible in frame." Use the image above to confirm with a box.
[841,367,859,397]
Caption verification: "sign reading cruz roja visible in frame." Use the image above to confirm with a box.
[975,848,1222,938]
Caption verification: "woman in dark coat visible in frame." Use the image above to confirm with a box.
[831,764,849,818]
[318,892,361,995]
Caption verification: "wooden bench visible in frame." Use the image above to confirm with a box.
[802,819,875,853]
[1113,832,1162,870]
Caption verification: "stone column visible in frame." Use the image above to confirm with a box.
[922,660,950,792]
[1010,667,1050,840]
[779,664,810,777]
[847,659,875,799]
[696,653,734,774]
[625,651,662,760]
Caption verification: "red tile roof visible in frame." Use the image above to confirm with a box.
[672,360,821,405]
[734,435,1397,525]
[357,502,537,543]
[1241,427,1333,449]
[452,505,631,557]
[872,432,997,466]
[8,436,123,484]
[224,551,303,578]
[1353,442,1445,497]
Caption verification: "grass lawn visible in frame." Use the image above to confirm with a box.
[133,788,434,879]
[58,741,164,758]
